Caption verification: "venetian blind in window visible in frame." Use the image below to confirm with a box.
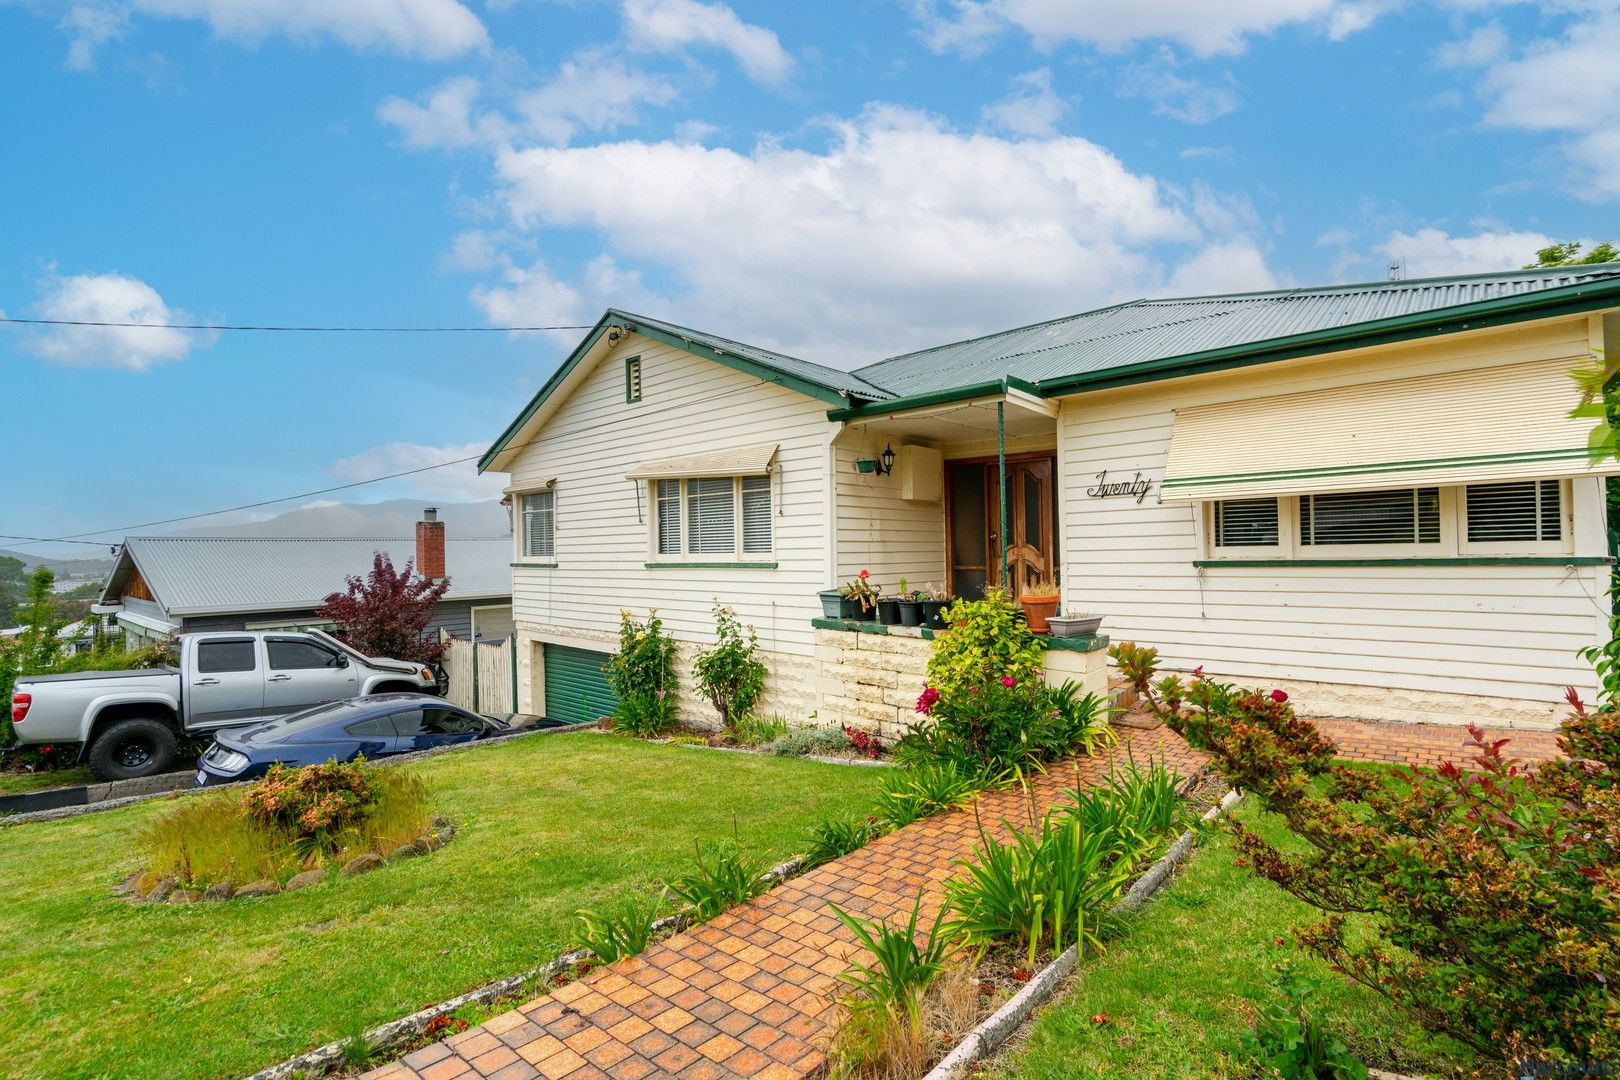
[741,475,772,553]
[1300,487,1440,546]
[656,479,682,554]
[1466,480,1562,543]
[687,477,736,554]
[1213,497,1280,547]
[522,491,555,558]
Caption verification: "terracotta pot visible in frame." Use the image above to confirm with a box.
[1020,595,1060,633]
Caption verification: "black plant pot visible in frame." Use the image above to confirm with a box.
[920,599,952,630]
[877,598,901,625]
[896,600,922,627]
[839,597,860,619]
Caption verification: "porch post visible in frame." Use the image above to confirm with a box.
[997,400,1009,586]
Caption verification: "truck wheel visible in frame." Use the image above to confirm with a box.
[88,719,177,781]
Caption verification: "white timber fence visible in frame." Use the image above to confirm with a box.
[442,636,516,715]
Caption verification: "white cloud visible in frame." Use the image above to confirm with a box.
[1378,226,1554,278]
[1119,56,1241,123]
[981,68,1069,137]
[1434,21,1508,68]
[330,441,506,501]
[514,48,679,145]
[1450,11,1620,199]
[1167,241,1278,295]
[377,77,505,150]
[623,0,793,85]
[1180,144,1236,160]
[60,4,128,70]
[912,0,1384,58]
[61,0,487,63]
[24,272,212,371]
[483,105,1268,365]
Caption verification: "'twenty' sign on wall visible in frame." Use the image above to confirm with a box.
[1085,470,1156,505]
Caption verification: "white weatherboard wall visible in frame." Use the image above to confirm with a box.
[834,440,946,590]
[1057,317,1610,729]
[502,334,829,722]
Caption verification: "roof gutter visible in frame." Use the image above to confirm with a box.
[1033,276,1620,399]
[828,375,1042,422]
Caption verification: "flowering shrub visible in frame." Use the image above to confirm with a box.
[840,569,879,615]
[605,609,679,738]
[929,589,1044,701]
[693,604,768,731]
[1135,651,1620,1066]
[242,758,384,852]
[843,725,882,759]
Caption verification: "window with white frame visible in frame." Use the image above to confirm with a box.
[521,490,555,558]
[1205,480,1572,559]
[652,476,772,559]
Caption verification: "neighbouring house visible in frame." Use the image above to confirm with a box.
[481,265,1620,733]
[94,509,515,649]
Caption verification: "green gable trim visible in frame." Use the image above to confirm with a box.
[480,310,861,472]
[1036,275,1620,400]
[1194,556,1612,569]
[646,561,779,570]
[1163,447,1596,491]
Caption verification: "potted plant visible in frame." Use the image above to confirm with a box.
[919,583,953,630]
[876,590,901,625]
[895,577,923,627]
[1048,613,1103,638]
[840,570,878,620]
[818,588,843,618]
[1019,579,1061,634]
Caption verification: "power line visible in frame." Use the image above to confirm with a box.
[2,454,484,552]
[0,534,118,550]
[0,316,594,333]
[3,315,596,333]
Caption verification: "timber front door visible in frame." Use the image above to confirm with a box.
[946,455,1057,601]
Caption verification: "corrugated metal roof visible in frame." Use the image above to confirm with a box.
[851,264,1620,397]
[114,537,512,616]
[624,311,897,400]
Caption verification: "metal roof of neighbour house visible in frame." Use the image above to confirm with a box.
[99,536,513,617]
[848,263,1620,402]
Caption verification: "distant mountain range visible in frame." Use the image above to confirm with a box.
[4,500,510,583]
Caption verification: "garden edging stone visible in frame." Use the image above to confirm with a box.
[922,784,1244,1080]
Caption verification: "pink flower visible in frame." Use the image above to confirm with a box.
[1192,666,1204,678]
[916,687,941,715]
[1001,676,1016,688]
[1269,689,1289,703]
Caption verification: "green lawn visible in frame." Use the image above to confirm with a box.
[0,764,94,796]
[0,732,884,1080]
[986,800,1474,1079]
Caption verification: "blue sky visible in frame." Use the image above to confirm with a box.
[2,0,1615,553]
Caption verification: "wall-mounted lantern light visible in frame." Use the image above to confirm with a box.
[855,444,897,476]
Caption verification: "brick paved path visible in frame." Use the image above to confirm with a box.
[365,718,1563,1080]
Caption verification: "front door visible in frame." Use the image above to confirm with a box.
[946,455,1058,601]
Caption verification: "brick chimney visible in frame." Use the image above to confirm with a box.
[416,507,446,581]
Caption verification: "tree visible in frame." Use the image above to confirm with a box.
[1,567,69,747]
[0,556,27,627]
[315,553,450,664]
[1525,240,1618,268]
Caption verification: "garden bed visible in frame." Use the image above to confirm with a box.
[0,733,885,1080]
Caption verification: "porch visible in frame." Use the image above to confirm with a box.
[828,380,1063,606]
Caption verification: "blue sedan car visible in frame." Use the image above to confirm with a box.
[194,693,508,786]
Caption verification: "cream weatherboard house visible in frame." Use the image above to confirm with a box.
[482,265,1620,734]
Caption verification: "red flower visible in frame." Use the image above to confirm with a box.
[916,687,941,715]
[858,569,869,580]
[1269,689,1289,703]
[1192,665,1204,678]
[1001,675,1016,688]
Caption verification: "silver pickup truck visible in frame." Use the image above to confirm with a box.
[9,629,442,781]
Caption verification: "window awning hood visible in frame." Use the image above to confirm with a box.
[1161,357,1620,502]
[625,444,778,480]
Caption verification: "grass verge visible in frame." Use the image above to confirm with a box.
[0,765,95,796]
[984,799,1475,1079]
[0,732,884,1080]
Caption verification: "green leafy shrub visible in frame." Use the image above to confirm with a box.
[147,764,431,887]
[804,814,884,868]
[1143,661,1620,1065]
[912,673,1049,772]
[576,888,668,962]
[930,589,1045,702]
[605,609,680,738]
[766,725,854,757]
[730,713,789,746]
[1246,957,1368,1080]
[945,805,1139,965]
[873,760,982,828]
[692,604,768,731]
[830,895,956,1021]
[666,842,771,919]
[1043,681,1117,757]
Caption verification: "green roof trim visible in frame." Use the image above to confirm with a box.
[827,375,1044,421]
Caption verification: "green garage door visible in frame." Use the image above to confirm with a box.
[543,644,618,725]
